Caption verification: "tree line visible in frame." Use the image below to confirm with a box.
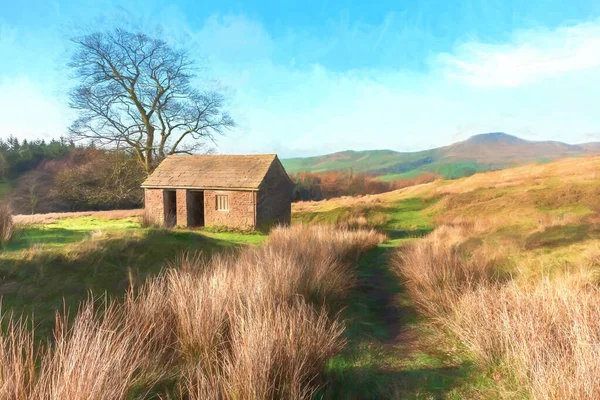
[0,136,75,180]
[0,137,145,214]
[291,170,439,201]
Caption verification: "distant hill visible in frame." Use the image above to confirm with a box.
[282,132,600,180]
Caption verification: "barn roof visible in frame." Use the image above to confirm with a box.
[141,154,281,190]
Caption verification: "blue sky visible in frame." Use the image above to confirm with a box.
[1,0,600,157]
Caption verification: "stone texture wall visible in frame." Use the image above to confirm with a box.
[204,190,256,229]
[175,189,188,227]
[256,161,293,229]
[144,189,165,224]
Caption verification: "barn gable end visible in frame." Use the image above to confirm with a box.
[257,156,293,228]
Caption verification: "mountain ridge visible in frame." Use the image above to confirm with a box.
[282,133,600,180]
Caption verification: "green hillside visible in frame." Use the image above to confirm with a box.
[282,132,600,180]
[282,149,424,174]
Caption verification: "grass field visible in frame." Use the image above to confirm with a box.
[0,215,385,398]
[0,216,265,338]
[2,155,600,398]
[292,155,600,398]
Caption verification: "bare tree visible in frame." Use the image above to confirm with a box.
[53,151,145,210]
[11,171,47,215]
[68,29,234,172]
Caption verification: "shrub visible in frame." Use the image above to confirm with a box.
[392,225,503,320]
[0,202,16,246]
[139,209,164,229]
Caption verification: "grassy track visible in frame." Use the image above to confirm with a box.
[312,200,493,398]
[323,244,491,398]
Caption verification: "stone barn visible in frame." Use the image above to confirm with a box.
[141,154,293,230]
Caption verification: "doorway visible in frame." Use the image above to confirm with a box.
[187,190,205,227]
[164,190,177,227]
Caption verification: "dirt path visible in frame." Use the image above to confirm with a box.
[323,242,479,399]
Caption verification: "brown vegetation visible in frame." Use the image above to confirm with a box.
[6,148,146,215]
[393,222,600,399]
[0,224,384,399]
[292,170,439,201]
[13,209,143,224]
[0,203,16,246]
[393,225,505,320]
[53,151,145,210]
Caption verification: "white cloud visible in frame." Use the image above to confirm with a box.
[191,15,600,156]
[2,9,600,157]
[0,76,71,141]
[437,19,600,87]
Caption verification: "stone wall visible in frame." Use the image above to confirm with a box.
[175,189,187,227]
[144,189,165,224]
[204,190,256,229]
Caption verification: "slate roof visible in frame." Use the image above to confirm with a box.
[141,154,278,190]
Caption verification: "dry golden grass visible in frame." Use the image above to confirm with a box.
[291,156,600,398]
[13,209,143,224]
[296,156,600,234]
[0,316,36,400]
[0,224,383,399]
[35,300,162,400]
[0,203,16,246]
[394,221,600,399]
[393,225,506,320]
[432,156,600,196]
[453,280,600,399]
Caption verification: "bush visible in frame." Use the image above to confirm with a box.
[0,203,16,246]
[138,209,173,230]
[52,151,145,211]
[392,225,503,319]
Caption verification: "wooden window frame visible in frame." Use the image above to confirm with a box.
[216,194,229,211]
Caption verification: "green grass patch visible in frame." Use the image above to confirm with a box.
[377,170,422,182]
[385,197,439,230]
[0,216,265,338]
[525,223,595,250]
[292,196,438,248]
[292,207,354,226]
[424,162,488,179]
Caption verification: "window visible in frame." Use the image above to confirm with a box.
[216,195,229,211]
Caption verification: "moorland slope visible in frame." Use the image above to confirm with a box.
[294,154,600,398]
[283,132,600,180]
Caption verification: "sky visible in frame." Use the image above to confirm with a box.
[1,0,600,157]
